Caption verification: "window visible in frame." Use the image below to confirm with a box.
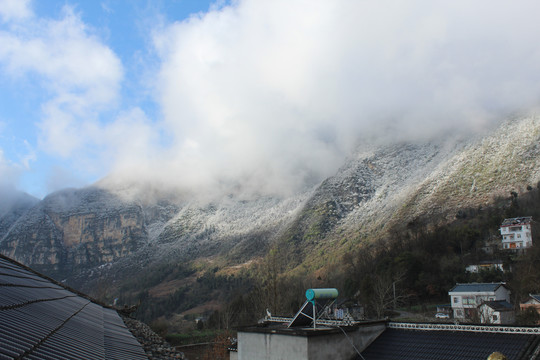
[463,296,475,305]
[492,314,498,321]
[453,297,460,303]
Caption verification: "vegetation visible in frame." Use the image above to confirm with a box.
[200,184,540,324]
[108,183,540,347]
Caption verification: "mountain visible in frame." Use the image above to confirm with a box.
[1,115,539,302]
[0,188,38,241]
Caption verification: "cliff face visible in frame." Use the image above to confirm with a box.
[0,188,152,277]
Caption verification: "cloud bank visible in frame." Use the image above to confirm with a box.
[4,0,540,199]
[138,0,540,196]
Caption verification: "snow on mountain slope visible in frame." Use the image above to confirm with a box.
[2,115,540,285]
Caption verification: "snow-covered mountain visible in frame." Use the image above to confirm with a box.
[1,115,540,286]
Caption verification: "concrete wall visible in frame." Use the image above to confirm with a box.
[307,323,386,360]
[238,332,308,360]
[237,323,386,360]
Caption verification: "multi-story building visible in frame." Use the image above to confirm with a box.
[500,217,533,250]
[449,283,511,320]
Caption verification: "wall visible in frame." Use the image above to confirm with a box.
[238,332,308,360]
[307,323,386,359]
[237,322,386,360]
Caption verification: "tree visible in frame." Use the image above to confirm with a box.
[370,273,406,319]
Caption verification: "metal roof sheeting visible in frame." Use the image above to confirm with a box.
[0,255,147,360]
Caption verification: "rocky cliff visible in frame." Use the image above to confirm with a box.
[0,187,154,277]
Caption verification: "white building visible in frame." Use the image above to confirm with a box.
[449,283,511,320]
[500,217,533,250]
[465,261,504,273]
[478,300,515,324]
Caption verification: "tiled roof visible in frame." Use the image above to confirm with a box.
[481,300,514,311]
[531,295,540,303]
[449,283,508,293]
[0,254,147,360]
[361,327,540,360]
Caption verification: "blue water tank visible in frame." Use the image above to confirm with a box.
[305,288,339,301]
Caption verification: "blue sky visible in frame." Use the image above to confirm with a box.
[2,0,540,200]
[0,0,218,198]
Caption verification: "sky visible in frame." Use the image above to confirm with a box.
[1,0,540,200]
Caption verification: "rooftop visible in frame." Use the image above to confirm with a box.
[449,282,509,293]
[481,300,514,311]
[361,323,540,360]
[0,254,147,359]
[501,217,533,226]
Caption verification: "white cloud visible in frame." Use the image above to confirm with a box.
[0,5,123,158]
[0,148,20,187]
[0,0,32,22]
[5,0,540,200]
[141,0,540,197]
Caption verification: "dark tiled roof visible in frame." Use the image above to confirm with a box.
[361,328,540,360]
[481,300,514,311]
[449,282,508,293]
[531,295,540,303]
[0,255,147,360]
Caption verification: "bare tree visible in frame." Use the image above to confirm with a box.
[371,273,406,319]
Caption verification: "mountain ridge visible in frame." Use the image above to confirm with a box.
[1,115,539,296]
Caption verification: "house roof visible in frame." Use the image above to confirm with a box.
[501,217,532,227]
[480,300,514,311]
[361,324,540,360]
[449,283,509,293]
[531,295,540,303]
[0,254,147,359]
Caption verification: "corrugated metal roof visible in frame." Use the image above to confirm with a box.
[0,255,148,360]
[449,282,508,293]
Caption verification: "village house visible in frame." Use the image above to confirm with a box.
[478,300,515,324]
[449,283,511,320]
[465,260,504,273]
[500,216,533,250]
[520,294,540,316]
[232,285,539,360]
